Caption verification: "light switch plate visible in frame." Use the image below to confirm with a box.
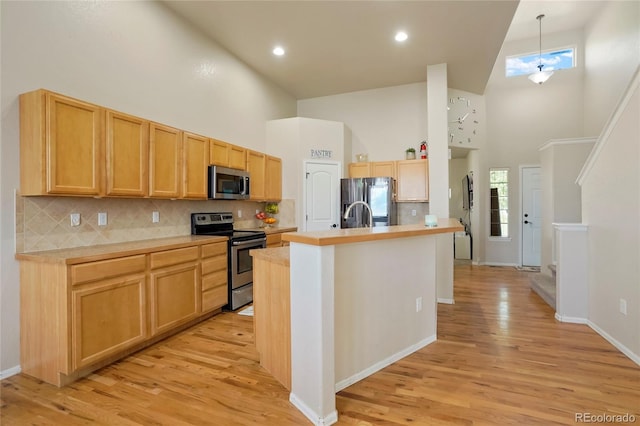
[98,212,107,226]
[152,211,160,223]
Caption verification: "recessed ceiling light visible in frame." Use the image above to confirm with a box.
[273,46,285,56]
[395,31,408,42]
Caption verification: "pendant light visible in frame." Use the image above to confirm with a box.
[528,14,553,85]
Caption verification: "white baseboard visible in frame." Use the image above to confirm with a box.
[334,334,436,392]
[587,320,640,367]
[0,365,21,380]
[437,298,455,304]
[554,313,588,324]
[289,393,338,426]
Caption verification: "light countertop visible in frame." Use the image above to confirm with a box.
[250,246,290,266]
[15,235,227,265]
[282,218,463,246]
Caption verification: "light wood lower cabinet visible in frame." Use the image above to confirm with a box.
[150,247,200,335]
[72,275,147,370]
[201,242,228,312]
[18,238,227,387]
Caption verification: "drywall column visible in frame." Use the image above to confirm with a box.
[289,243,337,426]
[427,63,454,303]
[553,223,588,323]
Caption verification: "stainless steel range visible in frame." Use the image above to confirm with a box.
[191,212,266,310]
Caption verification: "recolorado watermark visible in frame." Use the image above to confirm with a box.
[575,412,637,423]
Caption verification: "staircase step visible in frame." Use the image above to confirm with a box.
[530,273,556,309]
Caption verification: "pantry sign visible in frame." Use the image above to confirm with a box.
[310,149,333,159]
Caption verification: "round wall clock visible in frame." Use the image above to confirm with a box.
[448,96,478,145]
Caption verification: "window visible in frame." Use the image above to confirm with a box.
[489,168,509,238]
[505,47,575,77]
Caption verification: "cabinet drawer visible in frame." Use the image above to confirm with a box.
[150,246,199,269]
[202,285,227,312]
[202,270,227,291]
[201,256,227,276]
[71,255,146,285]
[201,242,227,258]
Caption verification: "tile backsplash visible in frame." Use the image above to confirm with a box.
[16,195,296,253]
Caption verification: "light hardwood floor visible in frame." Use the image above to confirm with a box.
[2,264,639,425]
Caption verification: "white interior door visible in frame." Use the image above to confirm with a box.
[304,161,340,231]
[522,167,542,267]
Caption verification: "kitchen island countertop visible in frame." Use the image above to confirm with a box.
[282,218,462,246]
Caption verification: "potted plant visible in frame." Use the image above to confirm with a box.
[405,147,416,160]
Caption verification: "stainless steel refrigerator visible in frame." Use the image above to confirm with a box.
[341,177,397,228]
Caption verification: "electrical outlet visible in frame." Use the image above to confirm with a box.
[620,299,627,315]
[411,209,416,216]
[416,297,422,312]
[98,212,107,226]
[237,210,242,218]
[152,211,160,223]
[70,213,80,227]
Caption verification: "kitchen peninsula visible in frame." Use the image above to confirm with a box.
[258,219,463,426]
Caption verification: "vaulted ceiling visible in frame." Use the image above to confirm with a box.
[163,1,605,99]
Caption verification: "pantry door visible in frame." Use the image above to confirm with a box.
[304,161,341,232]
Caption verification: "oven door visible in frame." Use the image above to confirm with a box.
[230,237,267,289]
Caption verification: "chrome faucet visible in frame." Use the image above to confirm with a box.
[343,201,373,228]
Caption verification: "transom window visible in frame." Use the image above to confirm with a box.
[489,168,509,238]
[506,47,575,77]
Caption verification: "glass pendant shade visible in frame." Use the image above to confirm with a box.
[528,66,554,84]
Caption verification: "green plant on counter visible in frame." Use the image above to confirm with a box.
[265,202,279,214]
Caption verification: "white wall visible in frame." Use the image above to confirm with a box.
[0,1,295,375]
[580,73,640,361]
[583,1,640,136]
[482,28,586,265]
[297,83,428,162]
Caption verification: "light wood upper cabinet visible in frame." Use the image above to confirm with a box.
[210,139,246,170]
[396,159,429,202]
[149,123,182,198]
[20,90,104,196]
[229,144,247,170]
[182,132,209,199]
[265,155,282,201]
[106,110,149,197]
[247,150,266,201]
[371,161,396,179]
[210,138,229,167]
[348,162,371,178]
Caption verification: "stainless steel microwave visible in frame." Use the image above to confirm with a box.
[208,166,250,200]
